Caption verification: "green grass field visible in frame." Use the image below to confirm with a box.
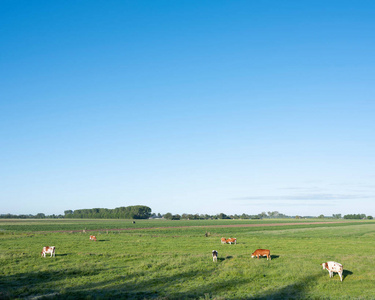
[1,219,375,299]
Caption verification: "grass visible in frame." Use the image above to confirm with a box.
[0,218,355,232]
[0,219,374,299]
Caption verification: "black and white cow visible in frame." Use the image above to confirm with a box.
[212,250,218,262]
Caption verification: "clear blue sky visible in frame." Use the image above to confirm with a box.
[1,1,374,217]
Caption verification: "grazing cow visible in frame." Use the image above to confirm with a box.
[226,238,237,244]
[212,250,218,262]
[321,261,343,282]
[221,237,227,244]
[41,246,55,257]
[89,235,97,241]
[251,249,271,260]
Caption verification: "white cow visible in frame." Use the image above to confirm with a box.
[41,246,56,257]
[321,261,343,281]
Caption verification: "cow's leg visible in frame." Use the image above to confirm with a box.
[339,272,343,281]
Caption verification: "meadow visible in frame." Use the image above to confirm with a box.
[0,219,375,299]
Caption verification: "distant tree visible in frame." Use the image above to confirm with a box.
[171,214,181,220]
[332,214,342,219]
[218,213,230,219]
[36,213,45,219]
[131,205,152,219]
[367,215,373,219]
[164,212,173,220]
[318,214,325,219]
[240,213,249,219]
[268,211,280,218]
[344,214,366,219]
[64,210,73,218]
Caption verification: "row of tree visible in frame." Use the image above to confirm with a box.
[164,211,299,220]
[0,213,64,219]
[162,211,374,220]
[343,214,372,219]
[64,205,152,219]
[1,209,373,220]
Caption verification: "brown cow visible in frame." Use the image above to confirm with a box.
[41,246,55,257]
[321,261,343,281]
[226,238,237,244]
[251,249,271,260]
[89,235,97,241]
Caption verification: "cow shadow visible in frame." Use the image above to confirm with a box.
[55,253,68,257]
[215,256,232,262]
[343,269,353,280]
[97,239,108,242]
[251,255,276,260]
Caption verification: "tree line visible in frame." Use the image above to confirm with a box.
[0,213,63,219]
[164,211,300,220]
[64,205,151,219]
[161,211,373,220]
[1,209,372,220]
[343,214,372,219]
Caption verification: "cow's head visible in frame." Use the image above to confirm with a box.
[320,263,328,270]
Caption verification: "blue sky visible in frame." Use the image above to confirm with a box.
[1,1,374,217]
